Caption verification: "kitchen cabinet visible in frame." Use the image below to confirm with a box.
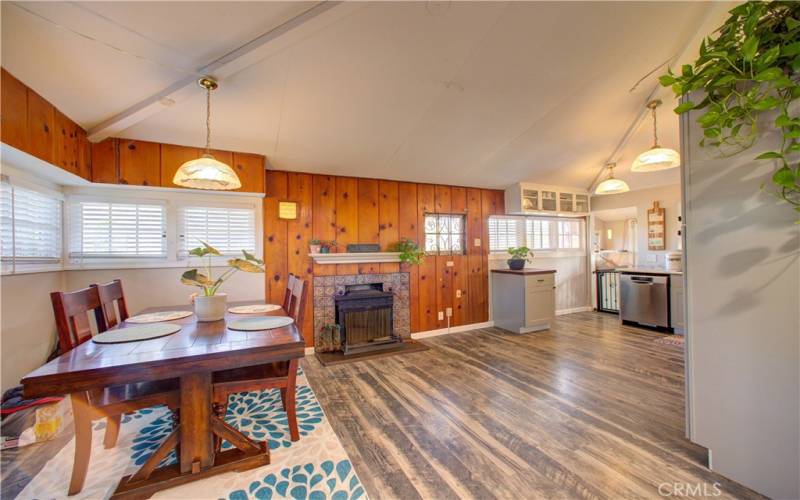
[26,88,55,163]
[491,269,556,333]
[119,139,160,186]
[1,68,28,151]
[91,138,119,184]
[505,182,589,216]
[232,152,265,193]
[160,143,200,187]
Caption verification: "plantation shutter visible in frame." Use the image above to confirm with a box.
[1,176,63,269]
[178,206,255,257]
[69,201,166,259]
[488,217,520,252]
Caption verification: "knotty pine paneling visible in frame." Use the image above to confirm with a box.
[264,170,502,346]
[264,171,288,305]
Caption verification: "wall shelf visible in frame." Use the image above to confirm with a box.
[309,252,401,265]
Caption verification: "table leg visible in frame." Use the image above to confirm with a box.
[179,373,213,473]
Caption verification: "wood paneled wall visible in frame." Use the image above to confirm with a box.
[263,170,504,346]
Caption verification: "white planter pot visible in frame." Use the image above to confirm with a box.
[194,293,227,322]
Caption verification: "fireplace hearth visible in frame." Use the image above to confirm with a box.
[335,283,401,355]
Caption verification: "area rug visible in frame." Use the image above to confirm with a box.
[654,335,685,347]
[18,368,367,500]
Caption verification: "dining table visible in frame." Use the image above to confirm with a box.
[20,301,305,499]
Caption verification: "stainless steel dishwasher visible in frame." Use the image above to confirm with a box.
[620,274,669,328]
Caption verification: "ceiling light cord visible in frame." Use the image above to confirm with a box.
[205,86,212,154]
[651,103,660,148]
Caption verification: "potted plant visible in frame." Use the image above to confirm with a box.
[507,246,534,270]
[392,238,425,265]
[319,240,337,254]
[309,239,322,254]
[181,241,265,321]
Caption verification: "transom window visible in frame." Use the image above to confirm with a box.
[424,213,466,255]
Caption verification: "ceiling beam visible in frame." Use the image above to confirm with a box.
[86,1,347,142]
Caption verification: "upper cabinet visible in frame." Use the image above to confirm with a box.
[505,183,590,216]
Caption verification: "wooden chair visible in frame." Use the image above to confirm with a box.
[51,285,180,495]
[93,279,129,328]
[282,273,296,311]
[212,278,308,442]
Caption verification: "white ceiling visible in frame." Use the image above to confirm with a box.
[1,1,716,191]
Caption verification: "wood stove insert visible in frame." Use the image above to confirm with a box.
[335,283,401,355]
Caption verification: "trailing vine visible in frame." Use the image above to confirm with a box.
[660,1,800,215]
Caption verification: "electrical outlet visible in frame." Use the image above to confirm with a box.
[446,261,454,267]
[437,311,444,321]
[446,307,452,317]
[456,289,462,298]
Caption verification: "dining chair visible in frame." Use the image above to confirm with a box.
[94,279,129,328]
[51,285,180,495]
[212,278,307,443]
[282,273,297,311]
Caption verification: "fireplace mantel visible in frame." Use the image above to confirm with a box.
[309,252,401,265]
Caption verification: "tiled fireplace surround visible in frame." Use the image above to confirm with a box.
[312,272,411,352]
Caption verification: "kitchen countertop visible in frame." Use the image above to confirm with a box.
[491,268,557,275]
[616,267,683,276]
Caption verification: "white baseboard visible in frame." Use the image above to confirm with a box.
[411,321,494,340]
[556,306,593,316]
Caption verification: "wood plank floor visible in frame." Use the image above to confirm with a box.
[303,312,764,499]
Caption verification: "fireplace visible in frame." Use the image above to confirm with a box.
[335,283,401,355]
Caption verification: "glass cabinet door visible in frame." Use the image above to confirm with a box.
[541,190,557,211]
[521,189,538,211]
[559,192,574,212]
[575,194,589,213]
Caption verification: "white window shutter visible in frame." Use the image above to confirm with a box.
[179,206,255,257]
[70,201,166,259]
[488,217,519,251]
[1,178,63,269]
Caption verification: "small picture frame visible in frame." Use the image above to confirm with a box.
[647,201,665,250]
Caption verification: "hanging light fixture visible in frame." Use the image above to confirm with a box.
[631,99,680,172]
[594,163,630,195]
[173,77,241,190]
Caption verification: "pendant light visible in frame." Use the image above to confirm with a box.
[631,99,680,172]
[594,163,630,195]
[173,77,241,190]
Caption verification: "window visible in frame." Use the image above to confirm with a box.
[558,219,582,249]
[179,206,256,256]
[488,217,520,252]
[69,201,166,259]
[489,215,585,253]
[424,213,465,254]
[1,177,63,272]
[525,219,554,250]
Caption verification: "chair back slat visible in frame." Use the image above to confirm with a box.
[50,287,107,352]
[288,278,307,332]
[282,273,296,312]
[93,280,129,328]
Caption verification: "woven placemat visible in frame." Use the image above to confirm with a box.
[92,323,181,344]
[125,310,193,323]
[227,316,294,331]
[228,304,282,314]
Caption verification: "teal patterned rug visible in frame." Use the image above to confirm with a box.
[19,369,367,500]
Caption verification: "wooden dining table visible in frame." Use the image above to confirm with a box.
[20,301,305,499]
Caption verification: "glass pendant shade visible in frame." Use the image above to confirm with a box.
[632,99,680,173]
[594,177,630,195]
[173,76,242,191]
[631,147,681,172]
[173,154,241,190]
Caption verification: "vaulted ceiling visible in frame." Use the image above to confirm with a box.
[2,1,724,191]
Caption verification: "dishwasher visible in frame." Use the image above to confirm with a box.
[619,274,669,328]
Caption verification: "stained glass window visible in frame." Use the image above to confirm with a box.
[423,214,466,255]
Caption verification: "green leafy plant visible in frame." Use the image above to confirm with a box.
[181,241,265,296]
[392,238,426,265]
[660,1,800,214]
[507,246,534,262]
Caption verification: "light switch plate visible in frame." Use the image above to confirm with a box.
[446,307,452,317]
[446,261,454,267]
[456,289,462,298]
[437,311,444,321]
[474,238,481,247]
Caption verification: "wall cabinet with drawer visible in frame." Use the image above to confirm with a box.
[505,182,590,216]
[491,269,556,333]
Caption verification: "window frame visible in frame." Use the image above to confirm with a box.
[488,214,586,257]
[423,212,467,256]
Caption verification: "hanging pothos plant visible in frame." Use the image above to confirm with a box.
[660,1,800,215]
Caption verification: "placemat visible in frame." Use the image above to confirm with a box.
[125,310,193,323]
[92,324,181,344]
[227,316,294,331]
[228,304,282,314]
